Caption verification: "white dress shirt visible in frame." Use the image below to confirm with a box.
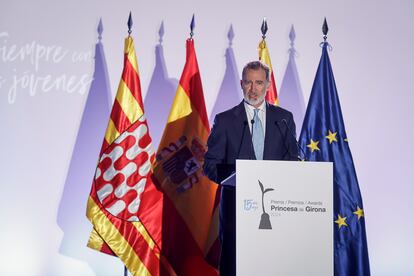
[243,100,266,136]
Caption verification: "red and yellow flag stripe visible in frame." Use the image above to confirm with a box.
[101,37,144,153]
[259,39,279,105]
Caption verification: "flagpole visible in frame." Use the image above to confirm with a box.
[123,12,133,276]
[258,17,279,105]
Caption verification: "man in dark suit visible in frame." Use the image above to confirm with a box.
[203,61,298,276]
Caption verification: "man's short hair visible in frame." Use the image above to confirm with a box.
[242,61,270,82]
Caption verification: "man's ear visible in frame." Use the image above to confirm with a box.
[240,80,244,89]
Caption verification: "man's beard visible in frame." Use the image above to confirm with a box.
[243,92,266,107]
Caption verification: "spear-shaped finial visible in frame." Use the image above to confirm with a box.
[261,17,268,39]
[288,24,297,57]
[228,24,234,46]
[190,14,195,39]
[127,12,133,36]
[289,24,296,47]
[159,21,165,44]
[97,18,103,41]
[322,17,329,41]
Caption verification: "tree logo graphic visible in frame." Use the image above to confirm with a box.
[258,180,274,229]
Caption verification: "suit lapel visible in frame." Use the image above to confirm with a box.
[263,102,275,160]
[233,101,256,160]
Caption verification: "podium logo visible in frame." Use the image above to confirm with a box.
[243,199,258,211]
[258,180,274,230]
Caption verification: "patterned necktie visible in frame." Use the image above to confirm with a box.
[252,108,264,160]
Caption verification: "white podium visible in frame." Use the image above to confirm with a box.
[236,160,333,276]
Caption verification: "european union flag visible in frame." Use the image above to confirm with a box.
[299,42,370,275]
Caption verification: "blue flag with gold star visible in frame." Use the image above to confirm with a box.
[299,42,370,276]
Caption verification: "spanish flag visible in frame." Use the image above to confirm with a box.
[86,35,169,275]
[153,38,220,275]
[259,39,279,105]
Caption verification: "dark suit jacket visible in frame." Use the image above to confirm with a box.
[204,101,298,180]
[203,100,298,276]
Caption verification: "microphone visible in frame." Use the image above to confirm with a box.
[236,120,248,159]
[250,119,257,160]
[250,119,255,142]
[280,119,306,161]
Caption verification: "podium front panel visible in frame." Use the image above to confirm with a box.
[236,160,333,276]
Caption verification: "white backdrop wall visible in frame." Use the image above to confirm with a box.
[1,0,413,275]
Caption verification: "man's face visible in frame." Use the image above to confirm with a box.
[241,68,270,108]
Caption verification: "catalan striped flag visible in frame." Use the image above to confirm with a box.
[259,39,279,105]
[153,38,220,275]
[86,36,169,275]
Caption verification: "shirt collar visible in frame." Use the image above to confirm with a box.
[244,99,266,113]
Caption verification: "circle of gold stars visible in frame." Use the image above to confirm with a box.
[306,129,342,153]
[335,206,365,229]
